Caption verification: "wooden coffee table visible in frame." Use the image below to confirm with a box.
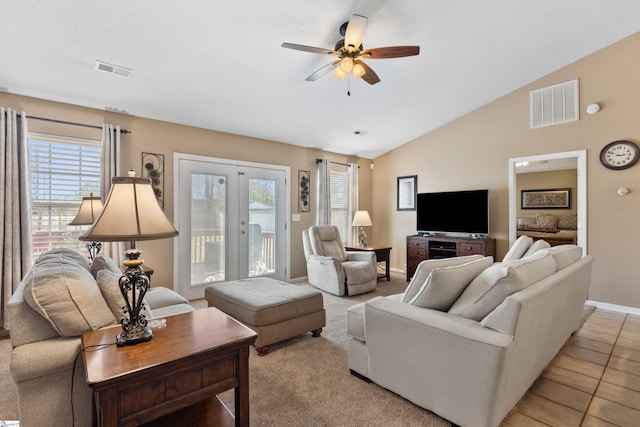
[82,308,257,427]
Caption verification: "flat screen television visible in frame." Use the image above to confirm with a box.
[416,189,489,235]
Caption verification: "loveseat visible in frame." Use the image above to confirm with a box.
[7,248,195,427]
[347,244,593,427]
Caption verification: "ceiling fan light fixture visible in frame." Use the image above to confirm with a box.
[344,14,368,52]
[353,62,366,79]
[340,57,354,73]
[333,67,346,80]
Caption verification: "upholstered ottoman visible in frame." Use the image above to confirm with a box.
[204,277,326,355]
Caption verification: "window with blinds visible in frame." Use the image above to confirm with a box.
[28,132,102,261]
[330,170,349,241]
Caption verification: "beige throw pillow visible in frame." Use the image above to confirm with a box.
[536,244,583,270]
[501,235,533,262]
[23,253,116,336]
[449,252,557,321]
[522,239,551,258]
[401,255,485,303]
[408,256,494,311]
[90,254,122,279]
[97,269,153,323]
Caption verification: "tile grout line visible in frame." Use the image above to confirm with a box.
[578,312,627,426]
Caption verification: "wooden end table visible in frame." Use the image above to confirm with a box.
[346,245,392,281]
[82,308,257,427]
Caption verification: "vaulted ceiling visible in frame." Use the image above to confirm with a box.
[2,1,639,158]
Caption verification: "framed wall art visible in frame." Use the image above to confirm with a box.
[397,175,417,211]
[142,152,165,210]
[521,188,571,209]
[298,170,310,212]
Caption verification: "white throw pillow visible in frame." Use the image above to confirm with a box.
[502,235,533,262]
[401,255,485,303]
[449,251,557,321]
[536,244,583,270]
[409,256,494,311]
[522,239,551,258]
[97,269,153,323]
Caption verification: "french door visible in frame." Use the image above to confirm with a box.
[174,154,289,300]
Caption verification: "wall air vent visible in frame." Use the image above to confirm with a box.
[530,79,578,128]
[95,60,132,77]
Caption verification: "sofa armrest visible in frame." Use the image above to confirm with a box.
[363,296,513,427]
[10,337,83,383]
[145,286,190,309]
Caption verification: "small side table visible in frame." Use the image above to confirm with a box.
[346,245,392,281]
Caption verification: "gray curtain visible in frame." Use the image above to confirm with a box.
[317,159,332,225]
[100,124,125,264]
[1,108,33,330]
[347,162,359,246]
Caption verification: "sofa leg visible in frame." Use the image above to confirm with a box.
[311,328,322,337]
[255,346,270,356]
[350,369,372,383]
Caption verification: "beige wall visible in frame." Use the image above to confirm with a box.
[373,32,640,308]
[0,92,373,286]
[516,170,578,217]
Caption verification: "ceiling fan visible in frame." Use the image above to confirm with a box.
[282,14,420,86]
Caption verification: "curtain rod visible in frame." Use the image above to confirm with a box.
[25,115,132,134]
[316,158,351,167]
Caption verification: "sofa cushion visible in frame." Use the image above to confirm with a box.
[96,269,153,322]
[449,251,557,321]
[401,255,485,303]
[90,254,122,279]
[408,256,493,311]
[537,244,583,270]
[522,239,551,258]
[502,235,533,262]
[23,251,116,336]
[536,214,559,231]
[36,248,89,271]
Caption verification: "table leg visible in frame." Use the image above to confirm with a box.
[235,346,250,427]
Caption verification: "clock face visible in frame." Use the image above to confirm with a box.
[600,140,639,170]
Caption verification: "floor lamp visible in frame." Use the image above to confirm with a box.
[80,176,179,347]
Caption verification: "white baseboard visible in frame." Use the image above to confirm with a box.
[586,300,640,316]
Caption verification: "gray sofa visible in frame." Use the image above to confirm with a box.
[347,244,593,427]
[7,248,194,427]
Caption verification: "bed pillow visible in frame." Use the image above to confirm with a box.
[408,256,493,311]
[536,214,559,231]
[449,251,557,321]
[558,214,578,230]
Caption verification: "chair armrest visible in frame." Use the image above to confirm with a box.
[346,251,376,262]
[306,255,345,296]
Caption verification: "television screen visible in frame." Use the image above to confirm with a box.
[416,190,489,235]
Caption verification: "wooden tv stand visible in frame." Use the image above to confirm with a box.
[406,235,496,281]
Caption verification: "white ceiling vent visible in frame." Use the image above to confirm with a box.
[530,79,578,128]
[95,60,132,77]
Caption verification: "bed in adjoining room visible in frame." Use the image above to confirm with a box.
[516,213,577,246]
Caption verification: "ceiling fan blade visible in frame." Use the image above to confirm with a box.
[357,61,380,85]
[281,42,335,55]
[362,46,420,59]
[344,14,368,51]
[305,61,340,81]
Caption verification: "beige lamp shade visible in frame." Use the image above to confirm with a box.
[80,177,178,243]
[68,194,104,226]
[352,210,373,227]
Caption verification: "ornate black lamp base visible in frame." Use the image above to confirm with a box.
[116,248,153,347]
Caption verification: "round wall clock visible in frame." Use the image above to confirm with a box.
[599,140,639,170]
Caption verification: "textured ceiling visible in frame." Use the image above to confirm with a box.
[2,1,639,158]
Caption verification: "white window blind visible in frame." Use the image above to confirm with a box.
[28,132,102,261]
[330,170,349,241]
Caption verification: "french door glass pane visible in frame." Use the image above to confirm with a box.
[191,173,226,285]
[248,178,276,277]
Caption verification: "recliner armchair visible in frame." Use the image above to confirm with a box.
[302,225,377,296]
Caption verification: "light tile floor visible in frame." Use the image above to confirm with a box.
[502,309,640,427]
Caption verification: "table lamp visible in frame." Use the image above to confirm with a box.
[80,176,179,346]
[69,193,104,262]
[352,210,372,247]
